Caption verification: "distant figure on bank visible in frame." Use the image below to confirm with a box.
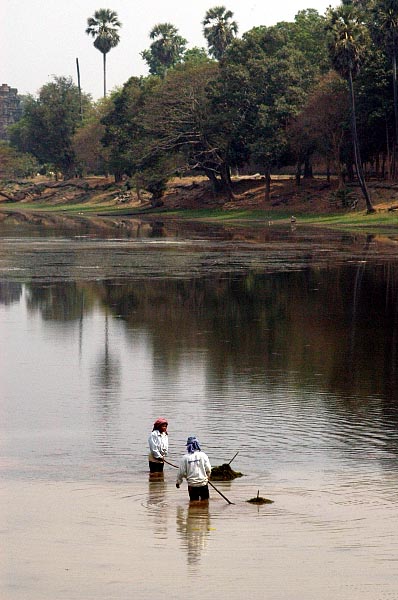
[176,436,211,501]
[148,418,168,473]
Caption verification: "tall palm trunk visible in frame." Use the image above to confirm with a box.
[392,38,398,178]
[103,52,107,98]
[348,68,375,213]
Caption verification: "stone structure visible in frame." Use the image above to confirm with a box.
[0,84,22,140]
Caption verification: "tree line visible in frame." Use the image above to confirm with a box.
[4,1,398,211]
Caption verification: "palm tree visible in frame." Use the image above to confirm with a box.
[86,9,122,97]
[371,0,398,176]
[326,3,375,213]
[202,6,238,60]
[141,23,187,78]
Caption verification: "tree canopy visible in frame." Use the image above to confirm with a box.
[141,23,187,77]
[202,5,238,60]
[7,3,398,207]
[9,77,92,179]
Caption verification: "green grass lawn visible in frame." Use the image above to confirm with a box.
[133,207,398,230]
[2,201,398,231]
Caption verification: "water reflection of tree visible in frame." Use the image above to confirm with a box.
[176,503,211,565]
[86,263,398,406]
[93,311,121,392]
[19,263,398,440]
[25,282,93,321]
[91,311,122,450]
[0,281,22,305]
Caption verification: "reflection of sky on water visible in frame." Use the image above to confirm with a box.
[2,218,398,599]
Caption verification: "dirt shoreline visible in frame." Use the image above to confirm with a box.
[2,174,398,218]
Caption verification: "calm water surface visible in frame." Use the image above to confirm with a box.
[1,212,398,599]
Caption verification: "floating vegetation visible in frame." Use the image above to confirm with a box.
[247,490,274,505]
[210,463,243,481]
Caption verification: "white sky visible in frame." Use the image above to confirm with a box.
[2,0,335,100]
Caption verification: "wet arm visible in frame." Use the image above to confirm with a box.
[176,459,186,485]
[205,455,211,477]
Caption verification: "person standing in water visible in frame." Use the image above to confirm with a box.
[176,436,211,501]
[148,418,168,473]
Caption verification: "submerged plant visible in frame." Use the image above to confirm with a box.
[247,490,274,505]
[210,463,243,481]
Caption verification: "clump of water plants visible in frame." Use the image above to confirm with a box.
[247,490,274,505]
[210,463,243,481]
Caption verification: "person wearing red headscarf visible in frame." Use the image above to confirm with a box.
[148,418,168,473]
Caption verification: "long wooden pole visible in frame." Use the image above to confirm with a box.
[163,458,234,505]
[208,480,234,504]
[163,458,178,468]
[76,58,83,121]
[228,451,239,465]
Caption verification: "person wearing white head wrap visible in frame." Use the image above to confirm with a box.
[176,436,211,501]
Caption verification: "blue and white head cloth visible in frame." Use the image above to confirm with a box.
[186,436,201,453]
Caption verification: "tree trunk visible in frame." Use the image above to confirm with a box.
[295,161,302,186]
[220,163,234,200]
[303,156,313,179]
[103,52,107,98]
[264,167,271,201]
[203,167,222,193]
[375,153,380,179]
[348,69,375,213]
[346,160,354,182]
[135,182,143,203]
[385,116,391,180]
[392,40,398,178]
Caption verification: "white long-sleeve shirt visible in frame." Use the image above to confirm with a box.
[148,430,168,461]
[176,450,211,487]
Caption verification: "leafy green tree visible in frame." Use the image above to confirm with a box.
[370,0,398,169]
[352,44,392,178]
[213,26,312,199]
[292,9,330,72]
[139,62,227,192]
[273,10,329,77]
[266,10,330,180]
[72,98,112,175]
[141,23,187,77]
[0,143,39,179]
[289,72,350,187]
[86,9,122,97]
[183,47,213,65]
[100,75,175,200]
[9,77,92,179]
[326,3,375,212]
[202,6,238,60]
[101,77,146,181]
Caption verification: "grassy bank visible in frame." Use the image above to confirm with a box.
[2,175,398,231]
[95,206,398,231]
[3,201,398,232]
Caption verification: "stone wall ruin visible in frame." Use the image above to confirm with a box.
[0,84,22,140]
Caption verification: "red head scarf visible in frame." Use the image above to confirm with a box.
[153,418,168,431]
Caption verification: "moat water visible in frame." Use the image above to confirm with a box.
[1,212,398,599]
